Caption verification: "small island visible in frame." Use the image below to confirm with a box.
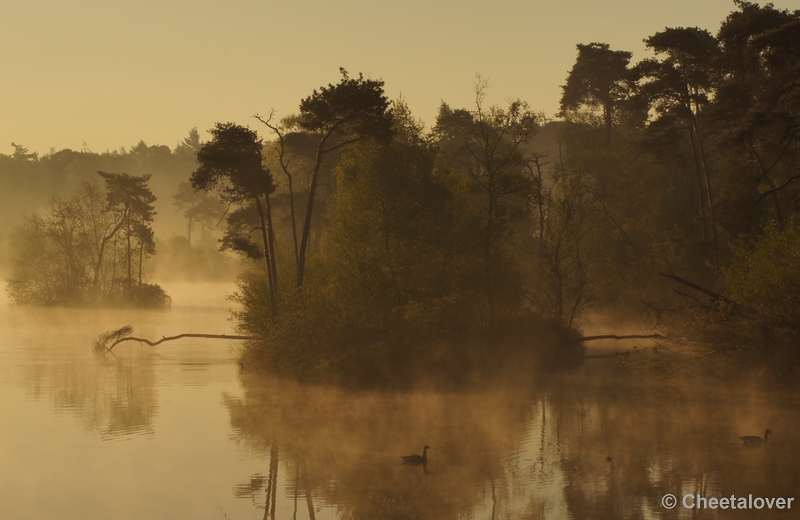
[6,171,170,308]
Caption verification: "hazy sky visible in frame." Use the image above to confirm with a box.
[2,0,793,155]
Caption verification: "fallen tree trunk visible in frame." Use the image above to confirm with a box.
[94,326,254,352]
[576,334,664,359]
[96,328,662,357]
[578,334,663,342]
[107,333,255,352]
[658,272,739,306]
[585,352,631,359]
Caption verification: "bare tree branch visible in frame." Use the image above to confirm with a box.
[94,326,254,352]
[658,272,739,305]
[577,333,664,342]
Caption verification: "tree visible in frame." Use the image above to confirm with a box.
[98,171,157,290]
[11,142,38,161]
[235,101,556,379]
[175,127,202,157]
[78,180,125,294]
[253,112,303,270]
[538,171,593,328]
[279,68,393,288]
[635,27,721,254]
[191,123,279,313]
[434,80,538,321]
[172,180,224,247]
[525,151,552,281]
[710,2,800,233]
[559,43,633,146]
[333,100,481,323]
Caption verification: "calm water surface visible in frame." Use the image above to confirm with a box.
[1,286,798,519]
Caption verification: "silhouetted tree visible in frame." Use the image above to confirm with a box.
[254,112,302,269]
[191,123,279,312]
[291,68,393,287]
[710,2,800,233]
[98,171,157,290]
[175,127,202,157]
[11,142,38,161]
[560,43,633,146]
[635,27,720,252]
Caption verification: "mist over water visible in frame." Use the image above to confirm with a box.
[3,2,800,518]
[0,284,796,519]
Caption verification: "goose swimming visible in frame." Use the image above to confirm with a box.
[400,445,430,465]
[740,429,771,446]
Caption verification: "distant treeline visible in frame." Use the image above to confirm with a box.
[0,132,240,284]
[0,137,199,230]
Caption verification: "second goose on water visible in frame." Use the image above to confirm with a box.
[740,429,771,445]
[401,445,430,465]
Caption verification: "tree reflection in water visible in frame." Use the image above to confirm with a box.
[20,308,159,439]
[225,362,800,519]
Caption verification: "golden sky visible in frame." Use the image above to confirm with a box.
[1,0,776,155]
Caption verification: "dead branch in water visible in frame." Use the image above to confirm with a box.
[577,334,664,342]
[576,333,666,359]
[94,325,254,352]
[585,351,631,359]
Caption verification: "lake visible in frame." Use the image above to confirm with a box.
[1,284,797,519]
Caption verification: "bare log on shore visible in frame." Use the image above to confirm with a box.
[94,325,254,352]
[574,333,665,359]
[578,334,664,342]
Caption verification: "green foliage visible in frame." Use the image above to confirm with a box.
[640,27,719,113]
[235,267,583,386]
[191,123,274,203]
[724,226,800,331]
[560,42,633,143]
[218,203,264,259]
[191,121,281,313]
[648,225,800,380]
[333,105,483,324]
[282,68,395,288]
[297,68,393,144]
[434,87,539,321]
[233,104,584,385]
[190,123,274,262]
[238,111,468,380]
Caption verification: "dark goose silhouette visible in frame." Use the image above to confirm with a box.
[400,445,430,465]
[740,429,771,446]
